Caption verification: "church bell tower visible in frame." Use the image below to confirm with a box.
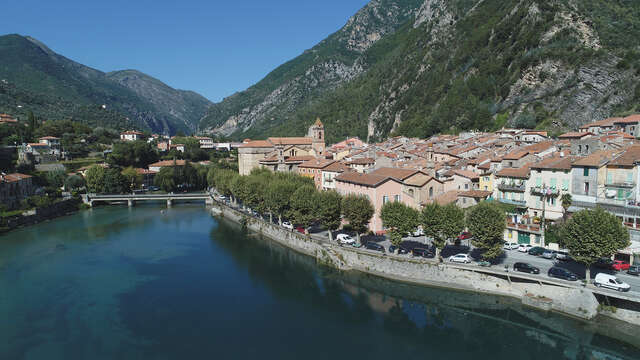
[308,118,325,156]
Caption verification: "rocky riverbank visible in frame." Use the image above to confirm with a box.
[1,198,82,233]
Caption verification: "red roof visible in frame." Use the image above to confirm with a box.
[1,173,32,183]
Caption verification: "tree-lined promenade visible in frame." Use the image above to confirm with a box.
[208,169,631,277]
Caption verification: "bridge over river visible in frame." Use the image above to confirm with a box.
[83,192,214,207]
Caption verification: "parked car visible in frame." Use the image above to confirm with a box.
[218,195,227,201]
[503,242,519,250]
[542,250,557,259]
[555,250,571,261]
[281,221,294,230]
[411,248,434,258]
[594,273,630,292]
[449,254,472,264]
[627,265,640,276]
[365,242,385,253]
[518,244,533,253]
[148,186,160,191]
[513,262,540,274]
[457,232,473,241]
[528,247,546,256]
[594,258,614,269]
[548,267,578,281]
[411,226,425,237]
[295,226,306,234]
[612,260,631,272]
[389,245,409,254]
[336,234,355,245]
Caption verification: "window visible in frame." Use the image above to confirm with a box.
[578,145,582,153]
[607,172,613,185]
[550,178,557,189]
[562,179,569,190]
[551,197,556,206]
[583,168,589,177]
[394,195,400,202]
[429,187,433,198]
[383,195,389,204]
[584,182,590,194]
[463,198,467,204]
[464,183,469,190]
[627,172,633,183]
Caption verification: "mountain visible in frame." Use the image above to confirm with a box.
[200,0,640,143]
[0,34,212,134]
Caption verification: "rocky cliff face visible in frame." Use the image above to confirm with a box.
[200,0,640,143]
[199,0,424,136]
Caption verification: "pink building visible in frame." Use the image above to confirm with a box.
[335,172,404,233]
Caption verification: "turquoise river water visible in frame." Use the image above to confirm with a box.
[0,204,639,359]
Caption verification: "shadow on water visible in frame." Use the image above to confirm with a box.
[204,219,640,360]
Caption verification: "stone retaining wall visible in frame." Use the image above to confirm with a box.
[214,203,602,320]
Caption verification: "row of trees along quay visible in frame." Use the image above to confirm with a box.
[209,169,631,278]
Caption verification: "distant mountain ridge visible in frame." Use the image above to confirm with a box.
[0,34,212,134]
[199,0,640,143]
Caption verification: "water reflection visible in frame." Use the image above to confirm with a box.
[211,219,639,360]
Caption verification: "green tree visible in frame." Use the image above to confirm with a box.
[155,167,176,193]
[64,174,86,191]
[103,168,127,194]
[342,194,374,244]
[289,185,318,233]
[565,207,631,281]
[467,201,506,260]
[45,169,66,188]
[230,176,250,208]
[422,203,465,259]
[122,167,143,190]
[85,165,106,193]
[317,190,342,242]
[560,193,572,223]
[109,141,158,168]
[381,201,420,249]
[264,180,295,224]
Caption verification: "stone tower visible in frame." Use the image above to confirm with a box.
[308,118,325,156]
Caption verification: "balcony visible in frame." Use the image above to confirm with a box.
[497,182,526,192]
[605,182,636,189]
[498,198,527,207]
[507,221,542,234]
[530,186,561,196]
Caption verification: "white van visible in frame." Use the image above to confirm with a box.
[594,273,630,292]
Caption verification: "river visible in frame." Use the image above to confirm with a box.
[0,205,638,359]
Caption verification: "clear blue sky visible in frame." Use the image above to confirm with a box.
[3,0,369,102]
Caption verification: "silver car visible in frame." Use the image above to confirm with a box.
[542,250,557,259]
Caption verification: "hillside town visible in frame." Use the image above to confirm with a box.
[238,117,640,266]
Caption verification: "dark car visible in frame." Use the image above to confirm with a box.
[411,247,434,258]
[389,245,409,254]
[628,265,640,276]
[594,257,614,269]
[528,246,546,256]
[548,267,578,281]
[513,262,540,274]
[365,242,385,253]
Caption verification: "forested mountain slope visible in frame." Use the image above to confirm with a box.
[201,0,640,143]
[0,34,212,134]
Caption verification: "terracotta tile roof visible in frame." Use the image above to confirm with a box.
[559,131,592,139]
[452,169,479,180]
[121,131,144,135]
[334,172,394,187]
[267,137,313,146]
[579,117,619,129]
[496,165,531,179]
[404,173,439,187]
[323,161,349,173]
[572,150,618,167]
[371,167,419,181]
[347,157,375,165]
[240,140,273,148]
[285,156,315,163]
[458,190,493,199]
[27,143,48,147]
[609,145,640,166]
[530,156,573,171]
[522,131,547,137]
[38,136,60,140]
[135,168,158,175]
[298,159,335,169]
[614,114,640,124]
[503,150,529,160]
[148,160,186,167]
[1,173,32,182]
